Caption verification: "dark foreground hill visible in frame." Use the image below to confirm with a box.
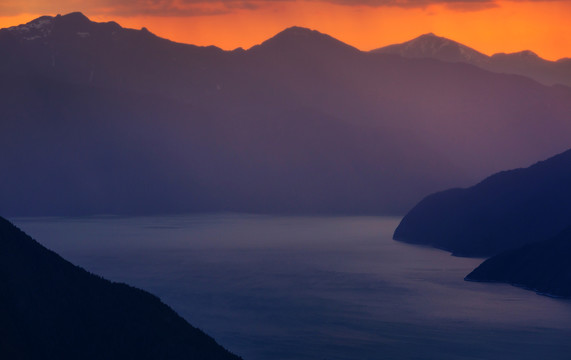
[0,216,241,360]
[393,148,571,257]
[466,227,571,298]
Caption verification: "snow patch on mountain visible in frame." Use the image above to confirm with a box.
[6,16,54,40]
[372,33,490,66]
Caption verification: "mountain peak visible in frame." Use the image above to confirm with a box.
[5,15,55,40]
[53,11,102,32]
[419,32,438,38]
[4,12,93,41]
[278,26,318,36]
[407,32,455,49]
[57,11,91,24]
[1,11,153,44]
[263,26,338,45]
[520,49,538,56]
[251,25,358,55]
[371,33,489,65]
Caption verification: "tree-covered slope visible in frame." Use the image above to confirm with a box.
[0,216,241,359]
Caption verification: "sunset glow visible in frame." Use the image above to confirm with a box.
[1,1,571,60]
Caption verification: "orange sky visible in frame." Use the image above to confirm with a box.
[1,1,571,60]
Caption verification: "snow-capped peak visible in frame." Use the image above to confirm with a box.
[405,33,455,55]
[372,33,489,65]
[6,16,54,41]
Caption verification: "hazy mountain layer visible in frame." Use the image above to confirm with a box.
[2,13,571,216]
[0,216,241,359]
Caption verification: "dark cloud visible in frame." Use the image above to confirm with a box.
[1,0,569,18]
[444,0,499,11]
[92,0,294,17]
[0,0,270,17]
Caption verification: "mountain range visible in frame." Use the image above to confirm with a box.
[373,33,571,88]
[0,215,241,359]
[2,12,571,216]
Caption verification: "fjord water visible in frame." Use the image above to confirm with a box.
[12,215,571,359]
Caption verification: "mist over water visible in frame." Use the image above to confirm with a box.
[12,215,571,360]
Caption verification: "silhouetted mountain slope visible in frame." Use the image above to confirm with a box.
[372,33,571,87]
[466,227,571,298]
[393,148,571,257]
[0,216,241,359]
[0,12,227,98]
[3,13,571,216]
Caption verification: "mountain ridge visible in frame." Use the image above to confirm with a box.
[372,32,571,87]
[5,13,567,60]
[3,12,571,216]
[4,12,569,87]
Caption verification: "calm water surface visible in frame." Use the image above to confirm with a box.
[12,215,571,360]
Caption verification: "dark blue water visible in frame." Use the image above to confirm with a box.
[12,215,571,360]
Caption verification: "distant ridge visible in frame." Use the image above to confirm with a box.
[4,14,570,87]
[372,33,571,87]
[0,215,242,359]
[2,13,571,217]
[372,33,489,67]
[252,26,360,55]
